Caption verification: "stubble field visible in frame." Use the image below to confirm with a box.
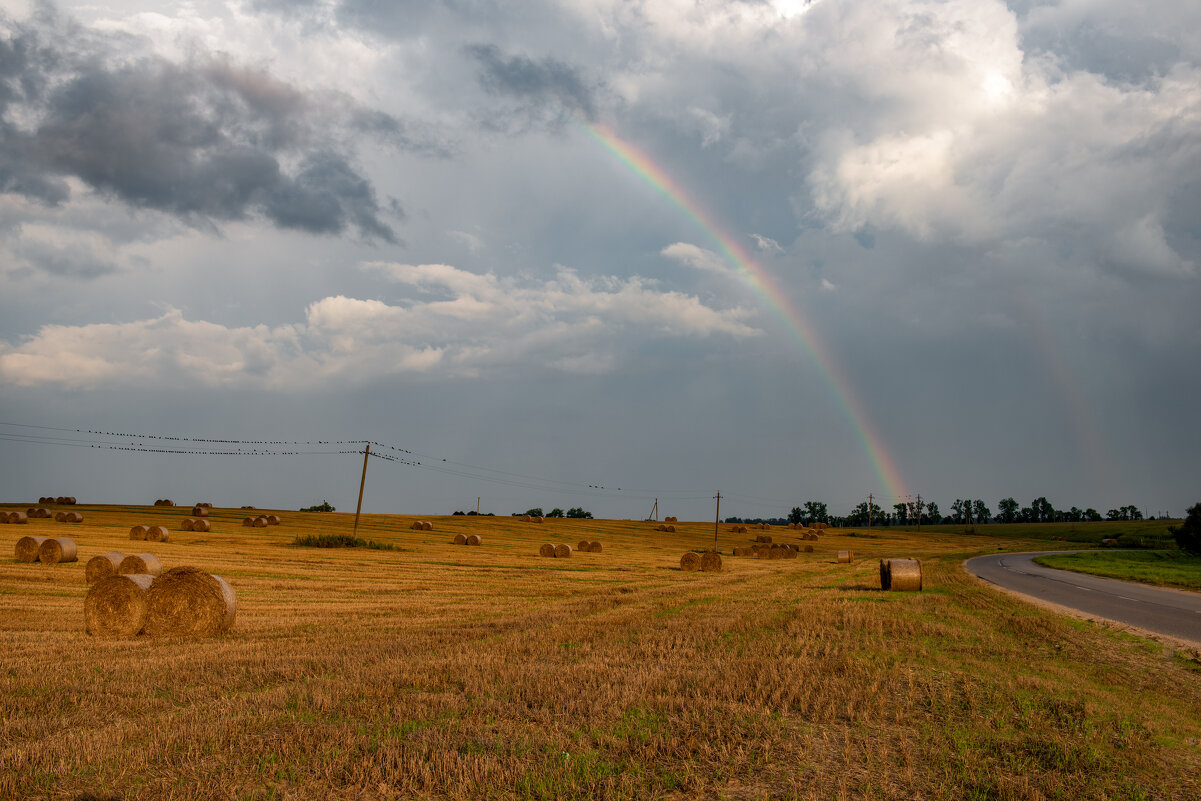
[2,506,1200,800]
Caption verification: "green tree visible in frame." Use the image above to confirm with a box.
[565,507,592,519]
[950,499,970,524]
[788,507,803,525]
[1084,508,1102,522]
[893,503,909,525]
[1170,503,1201,555]
[525,507,544,518]
[846,500,883,526]
[997,497,1019,524]
[803,501,829,525]
[546,508,564,518]
[922,501,940,525]
[973,500,991,523]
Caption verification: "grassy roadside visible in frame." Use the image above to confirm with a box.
[1033,550,1201,591]
[3,507,1200,799]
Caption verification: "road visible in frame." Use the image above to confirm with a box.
[965,551,1201,646]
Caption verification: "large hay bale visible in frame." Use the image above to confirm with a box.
[66,512,83,523]
[881,558,923,591]
[144,567,237,637]
[700,551,722,572]
[146,526,170,543]
[521,515,532,522]
[182,518,195,532]
[422,521,433,531]
[837,550,853,564]
[453,533,467,545]
[8,511,28,524]
[86,553,126,584]
[191,506,209,517]
[756,534,773,544]
[252,516,269,528]
[14,535,47,562]
[38,537,78,564]
[129,525,148,540]
[243,517,255,527]
[768,545,786,560]
[192,519,211,533]
[266,515,280,526]
[533,516,544,523]
[85,574,155,637]
[466,534,482,546]
[539,543,555,557]
[586,541,601,553]
[680,551,701,572]
[410,521,423,530]
[119,553,163,577]
[577,539,591,552]
[54,511,67,522]
[554,543,572,558]
[804,532,818,541]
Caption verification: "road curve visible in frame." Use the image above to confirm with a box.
[965,551,1201,646]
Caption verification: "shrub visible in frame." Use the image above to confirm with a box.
[1170,503,1201,555]
[299,500,335,512]
[292,534,397,551]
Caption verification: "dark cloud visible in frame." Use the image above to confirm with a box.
[15,239,118,279]
[0,7,443,242]
[466,43,598,128]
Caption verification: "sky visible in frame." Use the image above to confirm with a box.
[0,0,1198,521]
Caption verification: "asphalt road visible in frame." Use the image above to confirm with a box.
[965,551,1201,645]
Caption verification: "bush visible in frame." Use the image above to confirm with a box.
[1171,503,1201,555]
[292,533,397,551]
[566,507,592,519]
[299,500,335,512]
[525,508,544,518]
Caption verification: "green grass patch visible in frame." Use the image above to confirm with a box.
[291,533,399,551]
[1033,550,1201,591]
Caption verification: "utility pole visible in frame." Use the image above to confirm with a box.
[713,491,721,552]
[867,493,873,529]
[353,443,370,538]
[916,494,922,533]
[476,497,480,515]
[647,498,658,522]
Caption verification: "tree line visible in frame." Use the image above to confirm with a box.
[725,497,1155,527]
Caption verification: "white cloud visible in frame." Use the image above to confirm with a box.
[0,263,759,389]
[660,242,729,274]
[750,234,783,255]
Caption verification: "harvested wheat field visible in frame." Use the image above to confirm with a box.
[2,504,1200,800]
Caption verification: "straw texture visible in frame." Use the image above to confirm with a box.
[86,553,125,584]
[85,574,154,637]
[15,535,47,562]
[144,567,237,637]
[39,537,78,564]
[119,553,163,577]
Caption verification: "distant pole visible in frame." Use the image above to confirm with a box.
[477,497,480,514]
[868,493,873,529]
[353,443,370,538]
[713,491,721,552]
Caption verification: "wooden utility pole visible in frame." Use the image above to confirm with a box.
[648,498,658,522]
[477,497,480,514]
[353,443,370,538]
[713,491,721,552]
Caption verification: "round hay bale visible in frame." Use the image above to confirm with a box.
[466,534,482,546]
[38,537,78,564]
[119,553,163,577]
[191,506,209,517]
[8,511,28,524]
[533,516,543,523]
[266,515,280,526]
[54,496,65,504]
[1101,538,1118,546]
[837,550,853,564]
[656,524,666,532]
[700,551,723,572]
[521,515,532,522]
[54,511,67,522]
[144,567,236,637]
[665,525,676,533]
[146,526,170,543]
[577,539,591,552]
[243,517,255,527]
[539,543,555,557]
[182,518,195,532]
[554,543,572,558]
[14,535,47,562]
[67,512,83,523]
[65,497,76,505]
[804,544,814,553]
[453,533,467,545]
[252,517,268,528]
[85,574,155,637]
[882,558,922,591]
[421,521,433,531]
[586,541,601,553]
[680,551,701,572]
[768,545,786,560]
[410,521,423,530]
[192,519,211,533]
[39,497,50,505]
[129,525,148,540]
[86,553,126,584]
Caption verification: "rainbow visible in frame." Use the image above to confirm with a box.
[582,121,908,503]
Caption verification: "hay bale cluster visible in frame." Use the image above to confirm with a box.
[52,511,84,523]
[26,507,52,519]
[409,520,433,531]
[244,514,282,528]
[128,525,169,542]
[153,499,175,507]
[656,524,676,533]
[39,496,77,505]
[539,542,576,558]
[664,516,678,523]
[576,540,602,552]
[85,567,236,638]
[181,518,211,532]
[14,536,78,564]
[754,533,773,543]
[451,533,482,546]
[2,511,29,524]
[879,558,922,591]
[680,551,722,572]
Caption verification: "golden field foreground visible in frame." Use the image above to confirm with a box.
[3,506,1200,801]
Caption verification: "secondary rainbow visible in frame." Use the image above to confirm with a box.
[583,121,908,503]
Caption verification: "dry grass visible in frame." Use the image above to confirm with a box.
[2,505,1200,800]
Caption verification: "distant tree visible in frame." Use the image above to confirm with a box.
[788,507,804,525]
[846,500,884,527]
[973,500,991,524]
[1170,503,1201,555]
[1106,508,1122,521]
[299,500,335,512]
[546,508,564,518]
[997,498,1019,524]
[1084,508,1101,522]
[922,501,940,525]
[525,508,544,518]
[950,499,970,525]
[566,507,592,519]
[803,501,829,525]
[1123,505,1143,521]
[893,503,909,525]
[453,510,465,515]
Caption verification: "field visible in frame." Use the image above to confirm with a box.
[1033,550,1201,591]
[3,506,1201,800]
